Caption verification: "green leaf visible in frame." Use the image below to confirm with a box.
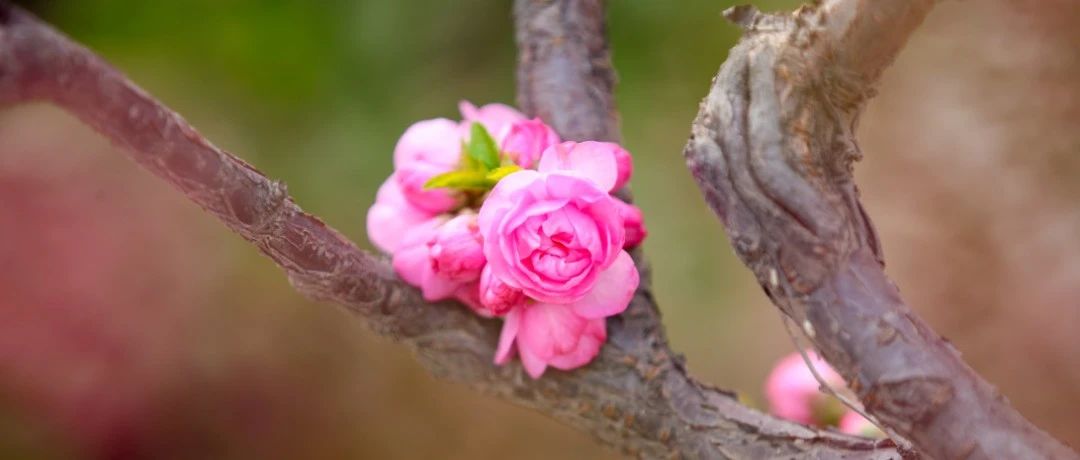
[423,170,491,190]
[460,140,483,172]
[467,123,501,170]
[485,165,522,182]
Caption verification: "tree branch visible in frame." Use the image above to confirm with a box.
[514,0,619,143]
[1,1,902,457]
[685,1,1078,459]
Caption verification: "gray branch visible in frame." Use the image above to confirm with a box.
[684,1,1078,459]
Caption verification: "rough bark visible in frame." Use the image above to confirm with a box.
[684,1,1078,459]
[0,1,903,458]
[515,0,619,143]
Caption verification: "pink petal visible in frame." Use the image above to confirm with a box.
[459,101,526,142]
[366,177,437,253]
[541,173,625,264]
[477,169,542,234]
[454,282,493,318]
[420,266,460,301]
[495,308,521,365]
[615,200,647,248]
[518,303,588,360]
[538,141,619,192]
[518,343,548,379]
[458,101,481,120]
[395,162,460,214]
[501,118,560,168]
[429,214,484,282]
[393,118,463,169]
[390,219,443,289]
[569,251,638,319]
[611,144,633,191]
[398,217,444,248]
[478,265,525,316]
[547,318,606,370]
[392,242,431,288]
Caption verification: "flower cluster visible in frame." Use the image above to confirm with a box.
[765,352,882,437]
[367,101,646,378]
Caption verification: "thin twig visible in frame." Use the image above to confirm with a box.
[781,314,907,450]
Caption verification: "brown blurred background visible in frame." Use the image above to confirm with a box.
[1,1,1077,458]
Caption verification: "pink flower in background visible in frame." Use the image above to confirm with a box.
[368,101,646,379]
[765,351,844,424]
[501,118,561,168]
[495,302,606,378]
[839,411,880,437]
[764,352,882,437]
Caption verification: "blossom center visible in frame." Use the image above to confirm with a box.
[515,209,598,283]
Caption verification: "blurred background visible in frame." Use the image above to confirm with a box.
[1,0,1077,458]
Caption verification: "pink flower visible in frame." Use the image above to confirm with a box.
[495,302,606,378]
[366,176,439,253]
[429,214,485,281]
[500,118,561,168]
[765,352,844,425]
[479,141,641,378]
[370,101,648,380]
[393,118,463,213]
[459,101,526,143]
[615,200,647,249]
[392,214,484,302]
[477,265,525,316]
[477,168,638,314]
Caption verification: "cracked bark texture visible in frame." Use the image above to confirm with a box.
[684,1,1078,459]
[0,1,904,458]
